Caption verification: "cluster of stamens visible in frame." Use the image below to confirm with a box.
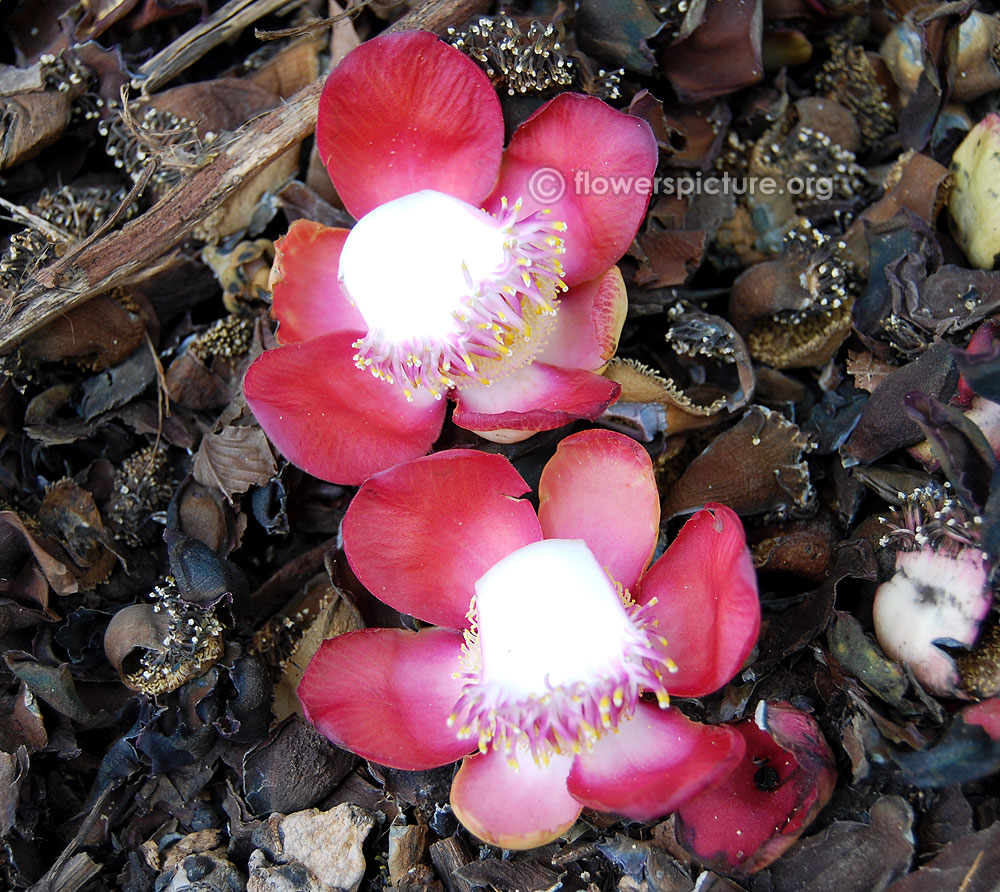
[0,185,132,294]
[447,592,674,765]
[448,15,573,95]
[108,444,173,546]
[351,197,568,400]
[125,578,224,696]
[878,482,984,557]
[816,42,896,146]
[98,101,219,191]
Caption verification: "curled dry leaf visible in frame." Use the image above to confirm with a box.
[659,0,763,102]
[606,307,754,438]
[842,341,958,465]
[663,406,813,518]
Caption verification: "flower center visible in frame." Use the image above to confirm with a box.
[448,539,673,762]
[338,189,567,400]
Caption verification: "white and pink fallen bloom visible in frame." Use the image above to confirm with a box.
[297,430,835,861]
[244,30,658,484]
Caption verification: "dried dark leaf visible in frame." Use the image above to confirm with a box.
[659,0,763,102]
[4,651,109,726]
[893,719,1000,788]
[843,341,958,465]
[884,823,1000,892]
[165,530,249,613]
[903,393,997,511]
[80,344,156,422]
[768,795,914,892]
[576,0,662,75]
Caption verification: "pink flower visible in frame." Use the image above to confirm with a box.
[298,430,762,849]
[244,31,657,485]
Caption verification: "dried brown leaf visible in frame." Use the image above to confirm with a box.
[193,424,277,499]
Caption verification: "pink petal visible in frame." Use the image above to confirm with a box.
[271,221,365,345]
[317,31,504,220]
[483,93,657,287]
[537,429,659,590]
[243,331,446,486]
[535,267,628,371]
[299,627,472,770]
[342,450,542,629]
[676,701,837,874]
[567,702,745,821]
[451,362,620,434]
[450,747,581,849]
[962,698,1000,741]
[636,504,760,697]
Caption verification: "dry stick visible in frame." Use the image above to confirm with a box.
[0,0,488,353]
[136,0,305,95]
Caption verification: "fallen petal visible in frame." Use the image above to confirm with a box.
[676,701,836,874]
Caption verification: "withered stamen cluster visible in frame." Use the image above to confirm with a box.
[816,42,895,146]
[448,15,573,95]
[0,185,132,293]
[188,314,254,366]
[108,445,173,546]
[752,118,867,210]
[98,102,218,190]
[655,0,690,40]
[125,577,224,696]
[742,223,858,368]
[666,304,739,363]
[878,482,984,556]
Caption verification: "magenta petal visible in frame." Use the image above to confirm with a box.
[535,267,628,371]
[243,331,446,486]
[962,698,1000,741]
[451,362,620,433]
[451,747,581,849]
[567,702,745,821]
[676,702,837,874]
[317,31,504,219]
[484,93,657,286]
[299,627,471,770]
[637,504,760,697]
[271,221,365,344]
[538,429,659,590]
[342,450,542,629]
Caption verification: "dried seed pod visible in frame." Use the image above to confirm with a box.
[880,20,925,99]
[662,406,814,518]
[951,12,1000,101]
[104,588,223,696]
